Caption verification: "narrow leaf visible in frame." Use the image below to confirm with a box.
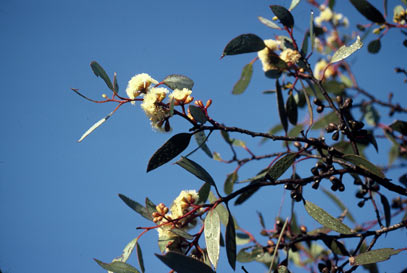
[118,194,152,221]
[267,153,297,181]
[368,39,381,53]
[234,181,261,205]
[78,112,112,142]
[232,63,253,95]
[225,212,237,270]
[235,233,250,245]
[111,237,139,264]
[155,251,216,273]
[258,16,281,29]
[136,243,145,273]
[145,197,157,217]
[300,30,309,56]
[224,172,237,195]
[304,200,353,234]
[205,210,221,269]
[222,33,265,57]
[169,228,194,240]
[349,0,385,24]
[189,105,207,124]
[162,74,194,90]
[94,259,140,273]
[176,157,215,186]
[379,193,391,227]
[90,61,113,91]
[289,0,301,11]
[197,183,211,204]
[390,120,407,136]
[303,84,313,131]
[286,94,298,125]
[321,188,356,223]
[147,133,192,172]
[310,11,315,50]
[342,154,385,179]
[208,192,229,226]
[194,131,212,158]
[363,104,380,126]
[349,248,402,266]
[276,80,288,133]
[331,36,363,63]
[270,5,295,28]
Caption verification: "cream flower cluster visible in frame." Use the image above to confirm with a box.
[258,39,281,72]
[140,87,169,130]
[279,48,301,64]
[315,5,349,27]
[168,88,193,105]
[126,73,158,104]
[314,59,335,80]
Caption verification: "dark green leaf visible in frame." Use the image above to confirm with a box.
[194,131,212,158]
[328,0,336,9]
[321,188,356,223]
[277,265,289,273]
[265,69,283,79]
[286,94,298,125]
[232,63,253,95]
[270,5,295,28]
[379,193,391,227]
[222,33,265,57]
[288,124,303,137]
[322,237,350,256]
[363,104,380,126]
[162,74,194,90]
[235,232,250,245]
[224,171,237,195]
[176,157,215,186]
[300,30,309,56]
[304,200,353,234]
[276,80,288,133]
[331,36,363,63]
[226,211,237,270]
[94,259,140,273]
[189,105,207,124]
[267,153,297,180]
[342,154,385,179]
[368,39,381,53]
[221,130,233,144]
[170,228,194,240]
[90,61,113,91]
[147,133,192,172]
[197,183,211,204]
[136,242,145,273]
[312,111,339,130]
[113,72,119,93]
[145,197,157,217]
[258,16,281,29]
[310,11,315,50]
[258,211,266,229]
[234,181,261,205]
[390,120,407,136]
[204,210,221,269]
[349,0,385,24]
[155,251,215,273]
[349,248,402,266]
[118,194,152,221]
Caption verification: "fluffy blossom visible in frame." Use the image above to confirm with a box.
[314,59,335,80]
[169,88,193,105]
[315,5,348,27]
[279,48,301,64]
[126,73,158,104]
[170,190,198,219]
[258,39,281,72]
[141,87,169,130]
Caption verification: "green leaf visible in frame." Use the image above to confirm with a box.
[225,211,237,270]
[94,259,140,273]
[304,200,353,234]
[258,16,281,30]
[322,237,350,256]
[379,193,391,227]
[276,80,288,133]
[189,105,207,124]
[118,194,152,221]
[350,0,385,24]
[147,133,192,172]
[235,232,250,245]
[310,11,315,50]
[176,156,215,186]
[321,188,356,223]
[270,5,295,28]
[303,85,313,131]
[136,242,145,273]
[300,30,309,56]
[169,228,194,240]
[155,251,216,273]
[113,72,119,93]
[197,183,211,204]
[329,0,336,9]
[340,75,353,87]
[349,248,402,266]
[342,154,385,179]
[112,237,139,264]
[232,63,253,95]
[208,192,229,226]
[390,120,407,136]
[221,130,233,144]
[145,197,157,217]
[277,265,289,273]
[289,0,301,11]
[312,111,339,130]
[363,104,380,126]
[368,39,381,53]
[234,180,261,205]
[162,74,194,90]
[267,153,297,180]
[77,112,113,142]
[90,61,114,91]
[224,171,237,195]
[288,124,303,137]
[286,94,298,125]
[204,210,221,269]
[194,131,212,158]
[389,144,399,165]
[222,33,265,57]
[331,36,363,63]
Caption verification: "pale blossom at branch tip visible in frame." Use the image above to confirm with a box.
[126,73,159,104]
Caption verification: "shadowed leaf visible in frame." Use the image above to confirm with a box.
[94,259,140,273]
[155,251,215,273]
[286,94,298,125]
[232,63,253,94]
[322,188,356,224]
[189,105,207,124]
[350,0,385,23]
[270,5,295,28]
[390,120,407,136]
[368,39,381,53]
[170,229,194,240]
[136,242,145,273]
[322,237,350,256]
[349,248,402,266]
[222,33,265,57]
[118,194,152,221]
[276,80,288,133]
[342,154,385,179]
[225,211,237,270]
[194,131,212,158]
[197,183,211,204]
[147,133,192,172]
[379,193,391,227]
[176,157,215,186]
[90,61,114,91]
[224,171,237,195]
[163,74,194,90]
[267,153,297,181]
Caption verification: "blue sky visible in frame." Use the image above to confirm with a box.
[1,0,406,272]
